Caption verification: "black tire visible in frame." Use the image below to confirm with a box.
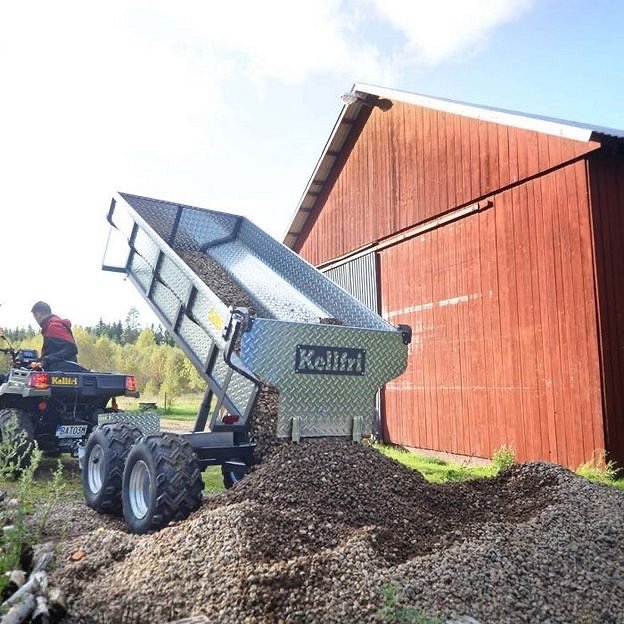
[0,408,35,472]
[222,460,250,489]
[122,433,204,534]
[82,423,142,515]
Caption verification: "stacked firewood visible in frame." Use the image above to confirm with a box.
[1,492,67,624]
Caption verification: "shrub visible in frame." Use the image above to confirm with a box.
[376,584,442,624]
[577,451,618,484]
[491,445,516,473]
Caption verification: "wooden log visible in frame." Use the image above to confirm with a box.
[0,593,36,624]
[31,551,53,574]
[7,571,26,589]
[1,571,46,609]
[47,587,67,620]
[31,595,50,624]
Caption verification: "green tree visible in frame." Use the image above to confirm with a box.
[122,307,141,345]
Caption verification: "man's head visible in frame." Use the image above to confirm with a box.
[31,301,52,326]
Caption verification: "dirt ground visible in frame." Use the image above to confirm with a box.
[159,418,194,434]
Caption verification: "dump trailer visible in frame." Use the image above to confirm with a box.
[84,192,411,533]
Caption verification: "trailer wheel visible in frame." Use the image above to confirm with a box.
[0,409,35,472]
[122,433,204,534]
[222,460,250,489]
[83,423,142,515]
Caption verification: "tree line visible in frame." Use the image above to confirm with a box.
[3,308,174,347]
[1,308,204,399]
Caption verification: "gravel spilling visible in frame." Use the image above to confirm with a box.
[180,250,271,319]
[48,441,624,624]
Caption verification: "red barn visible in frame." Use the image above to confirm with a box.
[284,84,624,469]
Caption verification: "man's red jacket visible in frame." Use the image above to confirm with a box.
[40,314,78,369]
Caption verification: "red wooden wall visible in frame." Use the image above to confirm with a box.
[378,161,604,466]
[298,102,599,266]
[588,150,624,465]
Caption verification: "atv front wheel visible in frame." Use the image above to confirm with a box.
[0,408,35,472]
[122,433,203,534]
[83,423,142,515]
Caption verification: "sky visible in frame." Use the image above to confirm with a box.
[1,0,622,330]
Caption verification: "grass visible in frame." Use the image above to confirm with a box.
[376,584,442,623]
[577,451,624,490]
[372,442,496,483]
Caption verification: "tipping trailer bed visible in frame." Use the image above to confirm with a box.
[103,192,411,468]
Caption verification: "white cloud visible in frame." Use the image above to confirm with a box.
[370,0,535,64]
[130,0,395,85]
[0,0,537,329]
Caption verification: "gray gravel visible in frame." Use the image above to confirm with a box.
[47,441,624,624]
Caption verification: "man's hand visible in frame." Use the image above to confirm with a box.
[29,361,43,370]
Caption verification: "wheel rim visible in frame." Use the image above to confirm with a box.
[87,444,105,494]
[129,460,151,519]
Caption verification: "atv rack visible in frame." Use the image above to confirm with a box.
[103,192,411,469]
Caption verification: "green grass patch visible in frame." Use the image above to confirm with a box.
[371,443,496,483]
[576,451,624,489]
[203,466,225,492]
[117,395,202,421]
[155,403,199,421]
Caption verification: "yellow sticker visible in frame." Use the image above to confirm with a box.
[207,307,224,330]
[51,375,79,386]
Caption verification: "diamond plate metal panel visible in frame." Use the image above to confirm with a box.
[175,208,239,252]
[209,242,327,323]
[134,228,160,269]
[151,282,180,325]
[98,411,160,434]
[241,319,408,438]
[129,254,153,292]
[178,316,214,364]
[236,219,391,330]
[221,373,257,419]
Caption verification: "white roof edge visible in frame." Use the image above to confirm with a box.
[354,82,624,142]
[281,101,353,241]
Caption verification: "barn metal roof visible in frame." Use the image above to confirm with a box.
[283,83,624,249]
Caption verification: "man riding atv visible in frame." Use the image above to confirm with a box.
[0,301,79,374]
[0,303,151,470]
[30,301,79,372]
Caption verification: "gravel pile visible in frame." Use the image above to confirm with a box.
[48,440,624,624]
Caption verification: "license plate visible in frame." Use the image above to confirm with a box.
[56,425,88,439]
[50,375,79,386]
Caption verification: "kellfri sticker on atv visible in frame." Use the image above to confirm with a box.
[295,345,366,376]
[50,375,79,385]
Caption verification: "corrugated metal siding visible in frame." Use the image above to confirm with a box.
[379,160,604,467]
[298,103,601,266]
[588,151,624,465]
[321,252,379,313]
[322,252,382,434]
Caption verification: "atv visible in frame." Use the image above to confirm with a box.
[0,333,154,469]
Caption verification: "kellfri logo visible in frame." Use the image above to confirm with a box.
[295,345,366,376]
